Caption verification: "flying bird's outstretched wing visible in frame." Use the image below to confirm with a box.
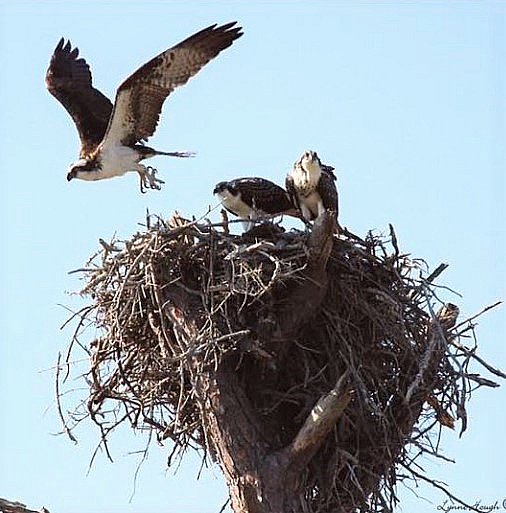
[45,38,113,157]
[102,22,243,150]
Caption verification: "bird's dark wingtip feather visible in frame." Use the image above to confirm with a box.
[203,21,243,37]
[217,21,241,32]
[52,38,81,61]
[220,21,243,39]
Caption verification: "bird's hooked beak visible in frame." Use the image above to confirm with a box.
[297,150,320,173]
[303,150,318,165]
[67,158,87,181]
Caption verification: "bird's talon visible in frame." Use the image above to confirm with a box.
[143,166,165,191]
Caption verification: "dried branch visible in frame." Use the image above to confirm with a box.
[287,371,353,470]
[54,352,78,444]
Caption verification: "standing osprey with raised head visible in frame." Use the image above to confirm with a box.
[45,22,243,192]
[285,150,338,223]
[214,177,299,230]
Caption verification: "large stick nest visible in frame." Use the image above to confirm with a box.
[62,212,504,513]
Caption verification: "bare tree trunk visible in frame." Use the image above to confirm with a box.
[192,214,355,512]
[199,365,352,513]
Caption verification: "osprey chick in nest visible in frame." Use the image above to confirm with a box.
[286,150,338,223]
[214,177,298,230]
[46,22,243,192]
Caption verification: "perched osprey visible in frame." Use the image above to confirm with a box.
[214,177,298,230]
[45,22,243,192]
[285,150,338,222]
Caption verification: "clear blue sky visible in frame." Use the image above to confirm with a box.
[1,2,505,512]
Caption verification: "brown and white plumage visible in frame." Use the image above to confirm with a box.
[45,22,243,192]
[214,177,299,230]
[285,150,339,222]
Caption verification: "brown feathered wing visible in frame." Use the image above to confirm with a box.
[101,22,243,151]
[45,38,113,157]
[317,166,339,218]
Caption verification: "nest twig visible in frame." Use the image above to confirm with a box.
[59,212,503,513]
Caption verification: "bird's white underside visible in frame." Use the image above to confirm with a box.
[215,189,266,230]
[299,191,325,220]
[100,144,142,178]
[72,144,144,181]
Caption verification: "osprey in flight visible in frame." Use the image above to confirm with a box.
[45,22,243,192]
[214,177,299,230]
[285,150,338,223]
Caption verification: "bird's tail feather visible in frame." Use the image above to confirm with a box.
[156,150,196,158]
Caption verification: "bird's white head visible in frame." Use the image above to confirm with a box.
[66,158,99,182]
[297,150,322,179]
